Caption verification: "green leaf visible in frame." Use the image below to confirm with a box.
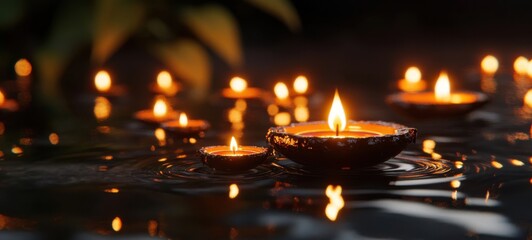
[152,40,211,100]
[180,4,242,67]
[0,0,24,28]
[247,0,300,32]
[92,0,144,64]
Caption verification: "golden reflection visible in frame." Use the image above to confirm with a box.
[509,159,524,166]
[485,191,490,204]
[14,58,32,77]
[154,128,166,146]
[491,161,503,169]
[431,152,442,160]
[325,185,344,221]
[267,104,279,116]
[293,96,308,107]
[294,106,309,122]
[153,98,169,119]
[232,122,245,131]
[189,138,197,144]
[451,190,458,200]
[94,96,111,121]
[112,217,122,232]
[274,112,291,126]
[235,99,247,112]
[455,161,463,169]
[230,77,247,93]
[104,188,120,193]
[293,75,309,94]
[514,56,528,75]
[157,71,173,89]
[148,220,158,237]
[327,90,347,134]
[524,90,532,108]
[229,183,239,199]
[527,60,532,78]
[179,113,188,127]
[450,180,461,189]
[48,133,59,145]
[228,108,243,123]
[422,139,436,154]
[481,55,499,75]
[274,82,289,100]
[95,70,112,93]
[11,146,22,154]
[435,71,451,102]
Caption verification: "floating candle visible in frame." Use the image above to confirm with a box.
[94,70,126,97]
[293,75,309,95]
[151,70,180,96]
[267,90,416,169]
[514,56,528,76]
[134,96,178,125]
[481,55,499,75]
[221,77,262,99]
[199,136,270,172]
[398,66,427,92]
[161,112,210,138]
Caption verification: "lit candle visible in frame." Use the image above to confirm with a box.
[94,70,126,96]
[293,75,309,95]
[514,56,528,76]
[152,70,179,96]
[161,112,210,137]
[481,55,499,75]
[199,136,271,172]
[134,96,178,125]
[221,76,262,99]
[525,90,532,108]
[397,66,427,92]
[274,82,291,107]
[0,89,19,112]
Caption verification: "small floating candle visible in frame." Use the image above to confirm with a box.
[481,55,499,76]
[267,90,416,169]
[199,136,270,172]
[397,66,427,92]
[221,77,262,99]
[514,56,528,76]
[134,96,178,125]
[0,90,19,112]
[151,70,180,96]
[161,112,210,138]
[94,70,126,97]
[293,75,309,95]
[387,71,489,118]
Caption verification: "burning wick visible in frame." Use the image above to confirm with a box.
[328,89,347,137]
[230,136,238,155]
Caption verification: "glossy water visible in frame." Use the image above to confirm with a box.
[0,75,530,239]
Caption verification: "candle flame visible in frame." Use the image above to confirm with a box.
[274,82,289,99]
[293,75,309,94]
[112,217,122,232]
[230,77,247,93]
[95,70,112,93]
[514,56,528,75]
[405,66,421,83]
[179,113,188,127]
[525,89,532,108]
[481,55,499,74]
[157,70,173,90]
[0,90,4,106]
[325,185,344,221]
[434,71,451,102]
[94,96,111,121]
[450,180,461,188]
[153,98,168,118]
[327,90,347,135]
[229,184,239,199]
[154,128,166,146]
[14,58,32,77]
[230,136,238,154]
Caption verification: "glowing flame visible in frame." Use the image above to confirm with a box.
[179,113,188,127]
[327,90,347,135]
[405,66,421,83]
[274,82,289,99]
[422,139,436,154]
[325,185,344,221]
[153,98,168,118]
[510,159,524,166]
[230,77,247,93]
[294,106,309,122]
[525,90,532,108]
[95,70,112,93]
[229,184,239,199]
[105,188,120,193]
[157,70,173,90]
[94,96,111,121]
[230,136,238,154]
[154,128,166,146]
[235,99,247,111]
[274,112,291,126]
[491,161,503,169]
[514,56,528,75]
[434,71,451,102]
[14,58,32,77]
[49,133,59,145]
[450,180,461,188]
[112,217,122,232]
[481,55,499,74]
[0,90,4,106]
[293,75,309,94]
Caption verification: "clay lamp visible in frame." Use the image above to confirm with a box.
[397,66,427,92]
[134,96,178,126]
[199,136,271,172]
[150,70,180,96]
[387,71,489,119]
[266,90,417,169]
[221,77,262,99]
[94,70,126,97]
[161,112,210,138]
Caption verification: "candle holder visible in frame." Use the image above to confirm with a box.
[266,121,417,169]
[386,91,489,119]
[199,137,272,172]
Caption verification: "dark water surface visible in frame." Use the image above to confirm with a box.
[0,73,530,240]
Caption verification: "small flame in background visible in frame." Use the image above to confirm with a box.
[229,184,239,199]
[274,82,289,100]
[405,66,421,83]
[481,55,499,75]
[157,71,173,90]
[434,71,451,102]
[48,133,59,145]
[230,77,247,93]
[14,58,32,77]
[327,90,347,133]
[0,90,5,106]
[274,112,291,126]
[524,90,532,108]
[179,113,188,127]
[95,70,112,93]
[325,185,345,221]
[112,217,122,232]
[514,56,528,75]
[154,128,166,146]
[293,75,309,94]
[450,180,461,189]
[94,97,111,121]
[153,98,168,118]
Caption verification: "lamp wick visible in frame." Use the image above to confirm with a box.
[336,124,339,137]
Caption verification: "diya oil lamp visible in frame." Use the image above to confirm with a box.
[267,90,417,169]
[0,89,19,112]
[151,70,181,96]
[94,70,126,97]
[199,136,271,172]
[397,66,427,92]
[221,77,262,99]
[161,112,210,138]
[387,71,490,119]
[134,96,179,125]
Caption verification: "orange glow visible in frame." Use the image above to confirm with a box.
[230,77,247,93]
[11,146,22,154]
[485,191,490,204]
[229,183,239,199]
[157,71,173,90]
[434,71,451,102]
[104,188,120,193]
[509,159,524,166]
[293,75,309,94]
[94,97,111,121]
[422,139,436,154]
[112,217,122,232]
[235,99,247,111]
[431,152,442,160]
[450,180,461,188]
[148,220,158,237]
[228,108,243,123]
[274,112,291,126]
[294,106,309,122]
[405,66,421,83]
[0,90,5,105]
[49,133,59,145]
[267,104,279,116]
[179,113,188,127]
[230,136,238,154]
[491,161,503,169]
[527,60,532,78]
[153,98,168,118]
[327,90,347,134]
[154,128,166,146]
[524,90,532,108]
[514,56,528,75]
[95,70,112,93]
[455,161,463,169]
[325,185,344,221]
[481,55,499,74]
[14,58,32,77]
[274,82,289,99]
